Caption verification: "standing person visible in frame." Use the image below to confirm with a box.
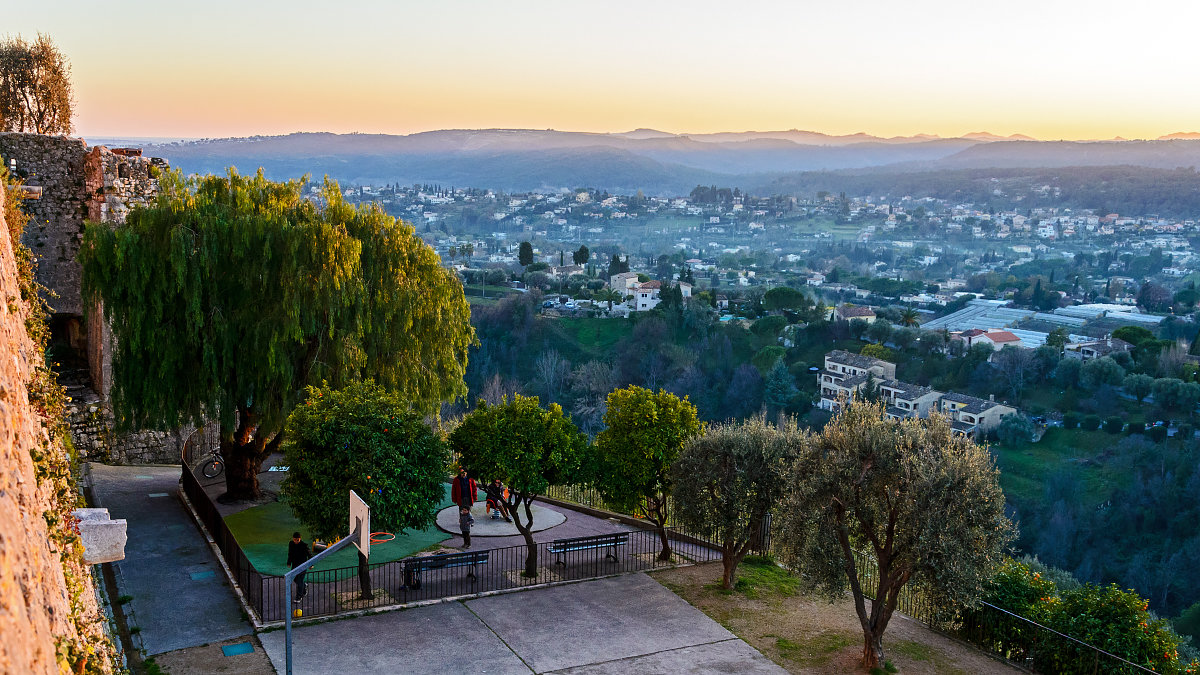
[287,531,310,602]
[484,478,512,522]
[450,467,477,524]
[459,507,473,549]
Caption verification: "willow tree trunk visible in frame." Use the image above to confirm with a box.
[220,439,264,502]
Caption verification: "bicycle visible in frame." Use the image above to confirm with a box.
[200,447,224,479]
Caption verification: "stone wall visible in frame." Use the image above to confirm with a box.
[0,133,179,464]
[64,377,191,465]
[0,133,89,316]
[0,181,117,673]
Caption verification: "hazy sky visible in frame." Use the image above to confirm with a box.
[10,0,1200,140]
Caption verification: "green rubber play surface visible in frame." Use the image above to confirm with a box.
[224,483,473,576]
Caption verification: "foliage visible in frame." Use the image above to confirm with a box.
[751,315,787,340]
[1114,326,1157,347]
[997,413,1036,446]
[281,382,448,541]
[776,402,1013,668]
[752,345,787,374]
[1104,416,1125,434]
[592,386,701,560]
[518,240,534,266]
[0,33,73,134]
[673,417,791,588]
[1062,411,1080,429]
[80,170,475,499]
[866,320,892,344]
[449,395,585,575]
[860,343,894,361]
[763,286,809,311]
[1124,373,1155,402]
[281,382,447,597]
[763,359,798,416]
[1041,584,1185,674]
[1080,414,1102,431]
[1081,356,1126,389]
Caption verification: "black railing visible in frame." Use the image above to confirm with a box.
[180,458,266,618]
[259,529,718,623]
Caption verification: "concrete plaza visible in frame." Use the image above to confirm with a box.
[260,572,786,674]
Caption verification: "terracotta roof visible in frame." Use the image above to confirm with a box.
[838,306,876,318]
[959,329,986,337]
[985,331,1021,343]
[639,280,662,289]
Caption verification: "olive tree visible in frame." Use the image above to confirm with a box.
[592,386,701,561]
[673,417,791,589]
[776,402,1014,669]
[449,395,586,577]
[281,382,448,598]
[0,33,73,134]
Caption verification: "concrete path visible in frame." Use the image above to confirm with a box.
[260,573,785,674]
[88,464,253,656]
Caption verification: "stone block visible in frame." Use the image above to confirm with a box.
[72,508,128,564]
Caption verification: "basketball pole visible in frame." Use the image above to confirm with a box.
[285,491,369,675]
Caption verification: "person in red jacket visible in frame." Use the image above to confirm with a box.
[451,468,477,527]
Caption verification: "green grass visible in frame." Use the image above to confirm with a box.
[993,427,1123,507]
[771,632,855,666]
[892,640,936,662]
[712,556,801,599]
[223,484,459,577]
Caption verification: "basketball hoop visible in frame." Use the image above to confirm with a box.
[369,532,395,544]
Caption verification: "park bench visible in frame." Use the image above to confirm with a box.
[402,550,489,590]
[548,532,629,566]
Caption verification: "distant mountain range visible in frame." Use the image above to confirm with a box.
[133,128,1200,195]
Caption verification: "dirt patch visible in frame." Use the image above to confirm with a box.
[651,561,1023,675]
[148,635,274,675]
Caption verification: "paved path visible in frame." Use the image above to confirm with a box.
[260,573,785,674]
[88,464,253,656]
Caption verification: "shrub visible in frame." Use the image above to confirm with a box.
[1146,425,1169,443]
[1037,584,1184,675]
[1062,412,1080,429]
[1126,422,1144,435]
[1104,416,1125,434]
[860,343,895,361]
[1080,414,1102,431]
[1178,423,1194,440]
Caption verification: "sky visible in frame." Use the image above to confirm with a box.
[10,0,1200,140]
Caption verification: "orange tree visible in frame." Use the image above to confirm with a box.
[775,402,1014,669]
[591,386,701,561]
[81,170,474,501]
[449,395,585,577]
[281,381,448,599]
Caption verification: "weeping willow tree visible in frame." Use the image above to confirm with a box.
[80,170,475,500]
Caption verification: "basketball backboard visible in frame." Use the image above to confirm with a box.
[349,490,370,559]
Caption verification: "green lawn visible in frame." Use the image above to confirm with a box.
[224,484,464,576]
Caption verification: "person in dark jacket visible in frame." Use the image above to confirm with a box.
[287,532,311,602]
[450,468,477,525]
[484,478,512,522]
[459,507,472,549]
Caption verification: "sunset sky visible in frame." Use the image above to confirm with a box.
[10,0,1200,141]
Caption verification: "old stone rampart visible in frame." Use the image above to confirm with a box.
[0,178,117,673]
[0,133,180,464]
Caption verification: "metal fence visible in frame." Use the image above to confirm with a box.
[180,454,718,624]
[180,457,266,617]
[257,530,719,623]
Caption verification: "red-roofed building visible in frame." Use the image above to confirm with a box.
[633,280,662,311]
